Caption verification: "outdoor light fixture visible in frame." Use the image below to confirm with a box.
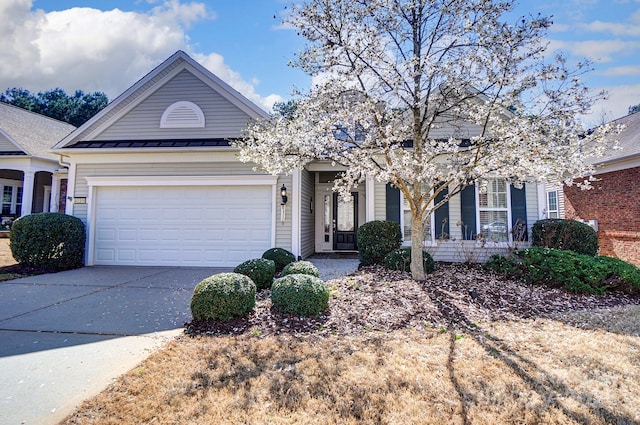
[280,184,288,224]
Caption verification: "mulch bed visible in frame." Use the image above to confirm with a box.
[0,264,58,280]
[185,264,640,337]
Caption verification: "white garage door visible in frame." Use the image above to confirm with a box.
[93,185,272,266]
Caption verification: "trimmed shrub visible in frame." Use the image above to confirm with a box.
[281,260,320,278]
[485,247,640,295]
[262,247,296,272]
[271,274,329,316]
[234,258,276,290]
[532,219,599,256]
[10,212,85,270]
[190,273,256,321]
[357,220,402,266]
[384,247,435,273]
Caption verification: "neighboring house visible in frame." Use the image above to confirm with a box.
[53,50,544,267]
[0,103,74,228]
[562,111,640,266]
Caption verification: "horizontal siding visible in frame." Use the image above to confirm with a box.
[0,135,21,152]
[525,183,538,237]
[301,169,315,258]
[71,58,183,143]
[275,174,292,251]
[428,240,532,263]
[96,70,252,141]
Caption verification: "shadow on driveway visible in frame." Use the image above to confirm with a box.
[0,266,228,357]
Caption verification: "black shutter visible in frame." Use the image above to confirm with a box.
[510,184,528,241]
[460,184,476,240]
[434,186,449,239]
[385,183,400,223]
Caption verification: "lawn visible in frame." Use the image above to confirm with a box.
[61,265,640,425]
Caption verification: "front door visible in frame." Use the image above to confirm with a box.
[333,192,358,250]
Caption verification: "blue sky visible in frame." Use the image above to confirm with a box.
[3,0,639,125]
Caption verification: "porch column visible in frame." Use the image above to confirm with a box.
[21,170,35,217]
[50,173,61,213]
[365,175,375,222]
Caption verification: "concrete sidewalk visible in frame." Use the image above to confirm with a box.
[0,266,227,425]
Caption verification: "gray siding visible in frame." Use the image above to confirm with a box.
[0,134,22,152]
[300,169,315,258]
[72,161,292,250]
[96,70,252,141]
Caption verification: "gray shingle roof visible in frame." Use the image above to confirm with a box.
[596,111,640,165]
[0,102,75,161]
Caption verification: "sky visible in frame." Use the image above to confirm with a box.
[1,0,639,126]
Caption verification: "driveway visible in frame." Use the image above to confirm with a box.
[0,266,228,425]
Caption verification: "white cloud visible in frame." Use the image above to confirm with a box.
[548,39,640,62]
[598,65,640,77]
[0,0,279,111]
[582,83,640,126]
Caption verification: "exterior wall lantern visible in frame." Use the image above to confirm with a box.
[280,184,288,224]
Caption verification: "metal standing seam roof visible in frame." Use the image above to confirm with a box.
[0,102,76,161]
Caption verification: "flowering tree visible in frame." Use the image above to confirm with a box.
[235,0,613,280]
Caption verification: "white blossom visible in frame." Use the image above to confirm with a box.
[234,0,619,280]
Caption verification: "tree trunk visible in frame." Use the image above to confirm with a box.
[410,212,426,280]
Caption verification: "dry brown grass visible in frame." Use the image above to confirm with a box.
[62,318,639,425]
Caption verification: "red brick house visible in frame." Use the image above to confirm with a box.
[563,111,640,266]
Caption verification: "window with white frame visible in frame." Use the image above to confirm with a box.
[478,179,509,242]
[546,190,559,218]
[401,192,432,244]
[0,180,23,216]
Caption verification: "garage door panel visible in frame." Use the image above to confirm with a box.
[94,185,273,267]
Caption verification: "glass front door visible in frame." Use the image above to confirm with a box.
[333,192,358,250]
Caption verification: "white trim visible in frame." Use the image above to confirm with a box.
[52,150,240,164]
[291,168,301,258]
[365,175,375,222]
[475,179,512,244]
[271,184,277,247]
[160,101,205,128]
[84,175,278,187]
[537,183,547,220]
[86,185,96,266]
[65,162,77,214]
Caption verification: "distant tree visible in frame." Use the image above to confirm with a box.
[629,103,640,115]
[272,100,298,120]
[0,88,108,126]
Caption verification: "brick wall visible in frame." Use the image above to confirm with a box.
[563,166,640,266]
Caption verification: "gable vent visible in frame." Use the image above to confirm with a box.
[160,101,205,128]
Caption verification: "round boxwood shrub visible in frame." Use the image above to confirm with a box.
[357,220,402,266]
[384,247,435,273]
[10,212,85,270]
[280,260,320,278]
[262,247,296,272]
[532,219,598,256]
[270,274,329,317]
[233,258,276,290]
[190,273,256,321]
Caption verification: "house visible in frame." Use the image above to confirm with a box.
[53,50,544,267]
[0,103,74,229]
[562,111,640,266]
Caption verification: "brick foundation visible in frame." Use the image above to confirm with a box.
[564,166,640,267]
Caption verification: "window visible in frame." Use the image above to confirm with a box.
[0,181,22,216]
[401,192,432,244]
[478,179,509,242]
[546,190,559,218]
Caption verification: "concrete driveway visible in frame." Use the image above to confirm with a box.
[0,266,227,425]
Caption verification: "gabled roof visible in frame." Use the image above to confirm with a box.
[54,50,270,150]
[596,111,640,166]
[0,102,75,161]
